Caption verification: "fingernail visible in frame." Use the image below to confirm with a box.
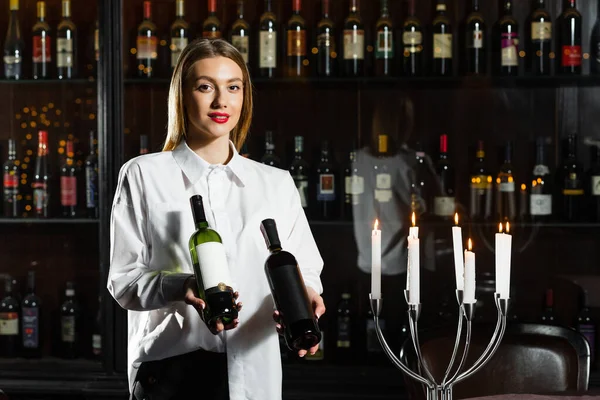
[299,353,305,358]
[315,313,320,319]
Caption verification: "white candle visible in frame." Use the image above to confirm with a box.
[452,213,464,291]
[464,239,476,304]
[503,222,512,300]
[409,212,419,239]
[495,222,512,300]
[371,220,382,300]
[408,236,420,304]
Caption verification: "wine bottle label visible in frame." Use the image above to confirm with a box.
[592,176,600,196]
[136,35,158,59]
[375,173,392,203]
[203,30,222,39]
[533,165,550,175]
[470,29,483,49]
[33,35,52,63]
[403,31,422,48]
[578,324,596,362]
[563,189,584,196]
[345,175,364,196]
[531,22,551,41]
[231,35,249,64]
[287,30,306,57]
[195,242,232,290]
[4,55,22,78]
[3,172,18,193]
[61,176,77,206]
[61,316,76,343]
[499,181,515,192]
[57,38,74,68]
[170,37,188,68]
[434,196,455,216]
[0,312,19,335]
[86,166,98,208]
[22,307,39,348]
[317,32,333,52]
[317,174,335,201]
[32,183,48,213]
[433,33,452,58]
[293,176,308,208]
[343,29,365,60]
[501,32,518,66]
[562,45,582,67]
[471,175,491,190]
[375,30,393,59]
[530,194,552,215]
[92,333,102,355]
[259,31,277,68]
[336,316,351,348]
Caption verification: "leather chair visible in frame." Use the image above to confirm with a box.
[399,323,590,400]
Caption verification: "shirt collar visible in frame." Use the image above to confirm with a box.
[172,140,248,186]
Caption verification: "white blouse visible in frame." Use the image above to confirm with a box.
[107,141,324,400]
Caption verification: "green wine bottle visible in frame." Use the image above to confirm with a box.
[188,195,237,327]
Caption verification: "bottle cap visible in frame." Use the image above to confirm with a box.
[260,218,281,251]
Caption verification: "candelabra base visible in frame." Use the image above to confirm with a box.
[427,385,452,400]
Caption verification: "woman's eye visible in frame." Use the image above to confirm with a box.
[196,84,211,91]
[229,85,241,91]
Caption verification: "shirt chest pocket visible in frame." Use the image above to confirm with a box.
[147,202,194,273]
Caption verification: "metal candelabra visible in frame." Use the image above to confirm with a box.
[369,290,510,400]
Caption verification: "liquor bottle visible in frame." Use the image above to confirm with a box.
[188,195,238,327]
[260,131,280,168]
[260,218,322,351]
[336,292,352,361]
[32,1,51,79]
[315,140,337,220]
[92,295,102,359]
[21,271,42,358]
[464,0,486,76]
[33,130,50,218]
[557,0,581,75]
[60,139,78,218]
[286,0,307,77]
[136,1,158,78]
[402,0,422,76]
[343,0,365,77]
[258,0,277,78]
[410,143,430,218]
[0,276,20,358]
[289,136,310,214]
[316,0,336,77]
[576,290,596,367]
[540,288,556,325]
[374,0,394,77]
[591,4,600,75]
[433,134,455,220]
[60,281,80,359]
[432,1,452,76]
[139,134,149,155]
[202,0,222,38]
[497,141,517,222]
[495,0,519,76]
[85,130,98,219]
[344,149,363,220]
[4,0,24,80]
[528,0,551,76]
[469,140,492,221]
[57,0,76,79]
[530,137,552,221]
[556,133,583,222]
[519,182,528,220]
[587,145,600,221]
[373,134,393,216]
[170,0,189,71]
[230,0,250,65]
[3,138,20,218]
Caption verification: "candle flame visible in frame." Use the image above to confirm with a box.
[454,212,459,225]
[506,221,510,233]
[498,222,503,233]
[374,219,379,230]
[411,212,416,227]
[468,238,473,251]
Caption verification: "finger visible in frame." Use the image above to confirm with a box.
[236,302,243,311]
[313,299,326,320]
[275,323,284,335]
[297,349,307,358]
[214,318,225,333]
[308,344,319,355]
[233,291,239,300]
[224,319,240,331]
[272,310,280,322]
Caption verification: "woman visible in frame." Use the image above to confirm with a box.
[107,38,325,400]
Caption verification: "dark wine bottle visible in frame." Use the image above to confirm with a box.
[260,131,281,168]
[496,141,517,222]
[32,1,51,80]
[433,134,455,220]
[60,281,80,359]
[576,290,596,367]
[188,195,238,327]
[432,1,452,76]
[136,0,158,78]
[315,140,338,220]
[3,138,20,218]
[230,0,250,65]
[56,0,77,79]
[260,218,321,351]
[464,0,486,76]
[469,140,492,221]
[60,139,78,218]
[540,288,556,325]
[170,0,189,71]
[316,0,336,77]
[4,0,24,80]
[527,0,552,76]
[258,0,278,78]
[530,137,552,221]
[402,0,423,76]
[374,0,394,77]
[495,0,519,76]
[289,136,309,214]
[0,276,20,358]
[587,144,600,221]
[342,0,365,77]
[85,130,99,219]
[33,130,50,218]
[557,0,581,75]
[556,133,584,222]
[21,270,42,358]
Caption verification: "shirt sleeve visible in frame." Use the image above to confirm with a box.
[107,162,193,311]
[282,173,324,295]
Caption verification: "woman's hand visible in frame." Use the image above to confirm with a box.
[184,277,243,335]
[273,286,326,358]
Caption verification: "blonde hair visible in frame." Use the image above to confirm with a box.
[163,38,253,151]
